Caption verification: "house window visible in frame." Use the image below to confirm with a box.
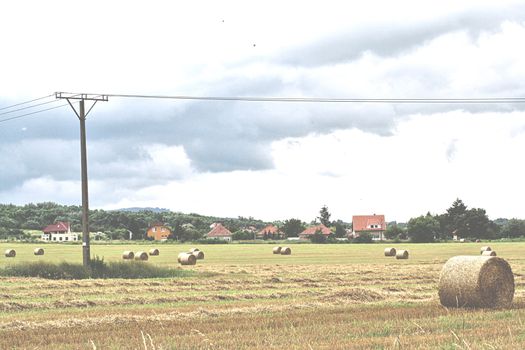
[53,237,56,241]
[65,237,68,241]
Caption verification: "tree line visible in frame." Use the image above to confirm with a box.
[0,202,268,241]
[388,198,525,242]
[1,200,523,242]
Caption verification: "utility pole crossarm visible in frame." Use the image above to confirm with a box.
[55,92,109,101]
[56,92,108,267]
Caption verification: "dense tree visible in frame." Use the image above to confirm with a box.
[407,214,440,243]
[334,221,347,238]
[232,230,254,241]
[317,205,331,227]
[443,198,467,236]
[463,208,492,239]
[384,223,405,240]
[282,218,305,238]
[310,229,327,243]
[500,219,525,238]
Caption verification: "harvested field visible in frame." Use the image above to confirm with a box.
[1,242,525,349]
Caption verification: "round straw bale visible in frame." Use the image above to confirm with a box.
[189,248,200,253]
[482,250,497,256]
[280,247,291,255]
[122,251,134,259]
[480,246,492,254]
[273,246,282,254]
[4,249,16,258]
[149,248,160,256]
[459,238,465,243]
[438,256,514,308]
[33,247,44,256]
[179,253,197,265]
[395,250,409,259]
[191,250,204,260]
[134,251,148,261]
[384,247,396,256]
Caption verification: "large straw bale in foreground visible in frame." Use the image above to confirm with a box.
[480,246,492,254]
[179,253,197,265]
[134,251,149,261]
[273,246,282,254]
[34,248,44,256]
[280,247,291,255]
[4,249,16,258]
[192,250,204,260]
[122,251,134,260]
[438,256,514,308]
[396,250,409,259]
[384,247,396,256]
[149,248,160,256]
[482,250,497,256]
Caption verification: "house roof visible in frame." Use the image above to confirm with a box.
[43,221,70,233]
[300,224,332,236]
[258,224,280,235]
[352,215,386,232]
[207,223,232,237]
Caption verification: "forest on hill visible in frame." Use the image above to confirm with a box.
[0,202,270,241]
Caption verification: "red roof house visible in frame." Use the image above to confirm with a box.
[207,223,232,241]
[41,221,77,242]
[352,214,386,240]
[257,224,283,239]
[299,224,332,239]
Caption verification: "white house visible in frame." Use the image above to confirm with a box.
[41,221,78,242]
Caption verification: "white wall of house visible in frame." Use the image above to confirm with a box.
[41,232,78,242]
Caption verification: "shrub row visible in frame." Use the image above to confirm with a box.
[0,256,193,279]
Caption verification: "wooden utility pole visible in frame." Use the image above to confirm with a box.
[55,92,108,267]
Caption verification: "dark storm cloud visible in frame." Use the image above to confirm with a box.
[278,5,525,66]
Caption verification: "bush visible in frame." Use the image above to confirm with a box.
[0,261,90,279]
[0,256,193,280]
[352,232,373,243]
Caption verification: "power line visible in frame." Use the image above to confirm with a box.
[57,91,525,104]
[0,99,62,117]
[0,94,55,111]
[0,103,70,124]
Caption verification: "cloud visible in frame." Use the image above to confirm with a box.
[277,4,525,67]
[446,139,458,162]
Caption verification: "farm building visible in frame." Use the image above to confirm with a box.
[299,224,332,240]
[207,223,232,241]
[257,224,283,239]
[41,221,78,242]
[352,214,386,241]
[146,222,172,241]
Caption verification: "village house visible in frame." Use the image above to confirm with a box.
[299,224,332,240]
[257,224,283,239]
[146,222,172,241]
[207,223,232,241]
[352,214,386,241]
[41,221,78,242]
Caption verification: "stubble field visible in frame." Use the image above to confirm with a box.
[1,242,524,349]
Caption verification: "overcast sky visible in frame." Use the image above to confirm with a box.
[1,0,525,223]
